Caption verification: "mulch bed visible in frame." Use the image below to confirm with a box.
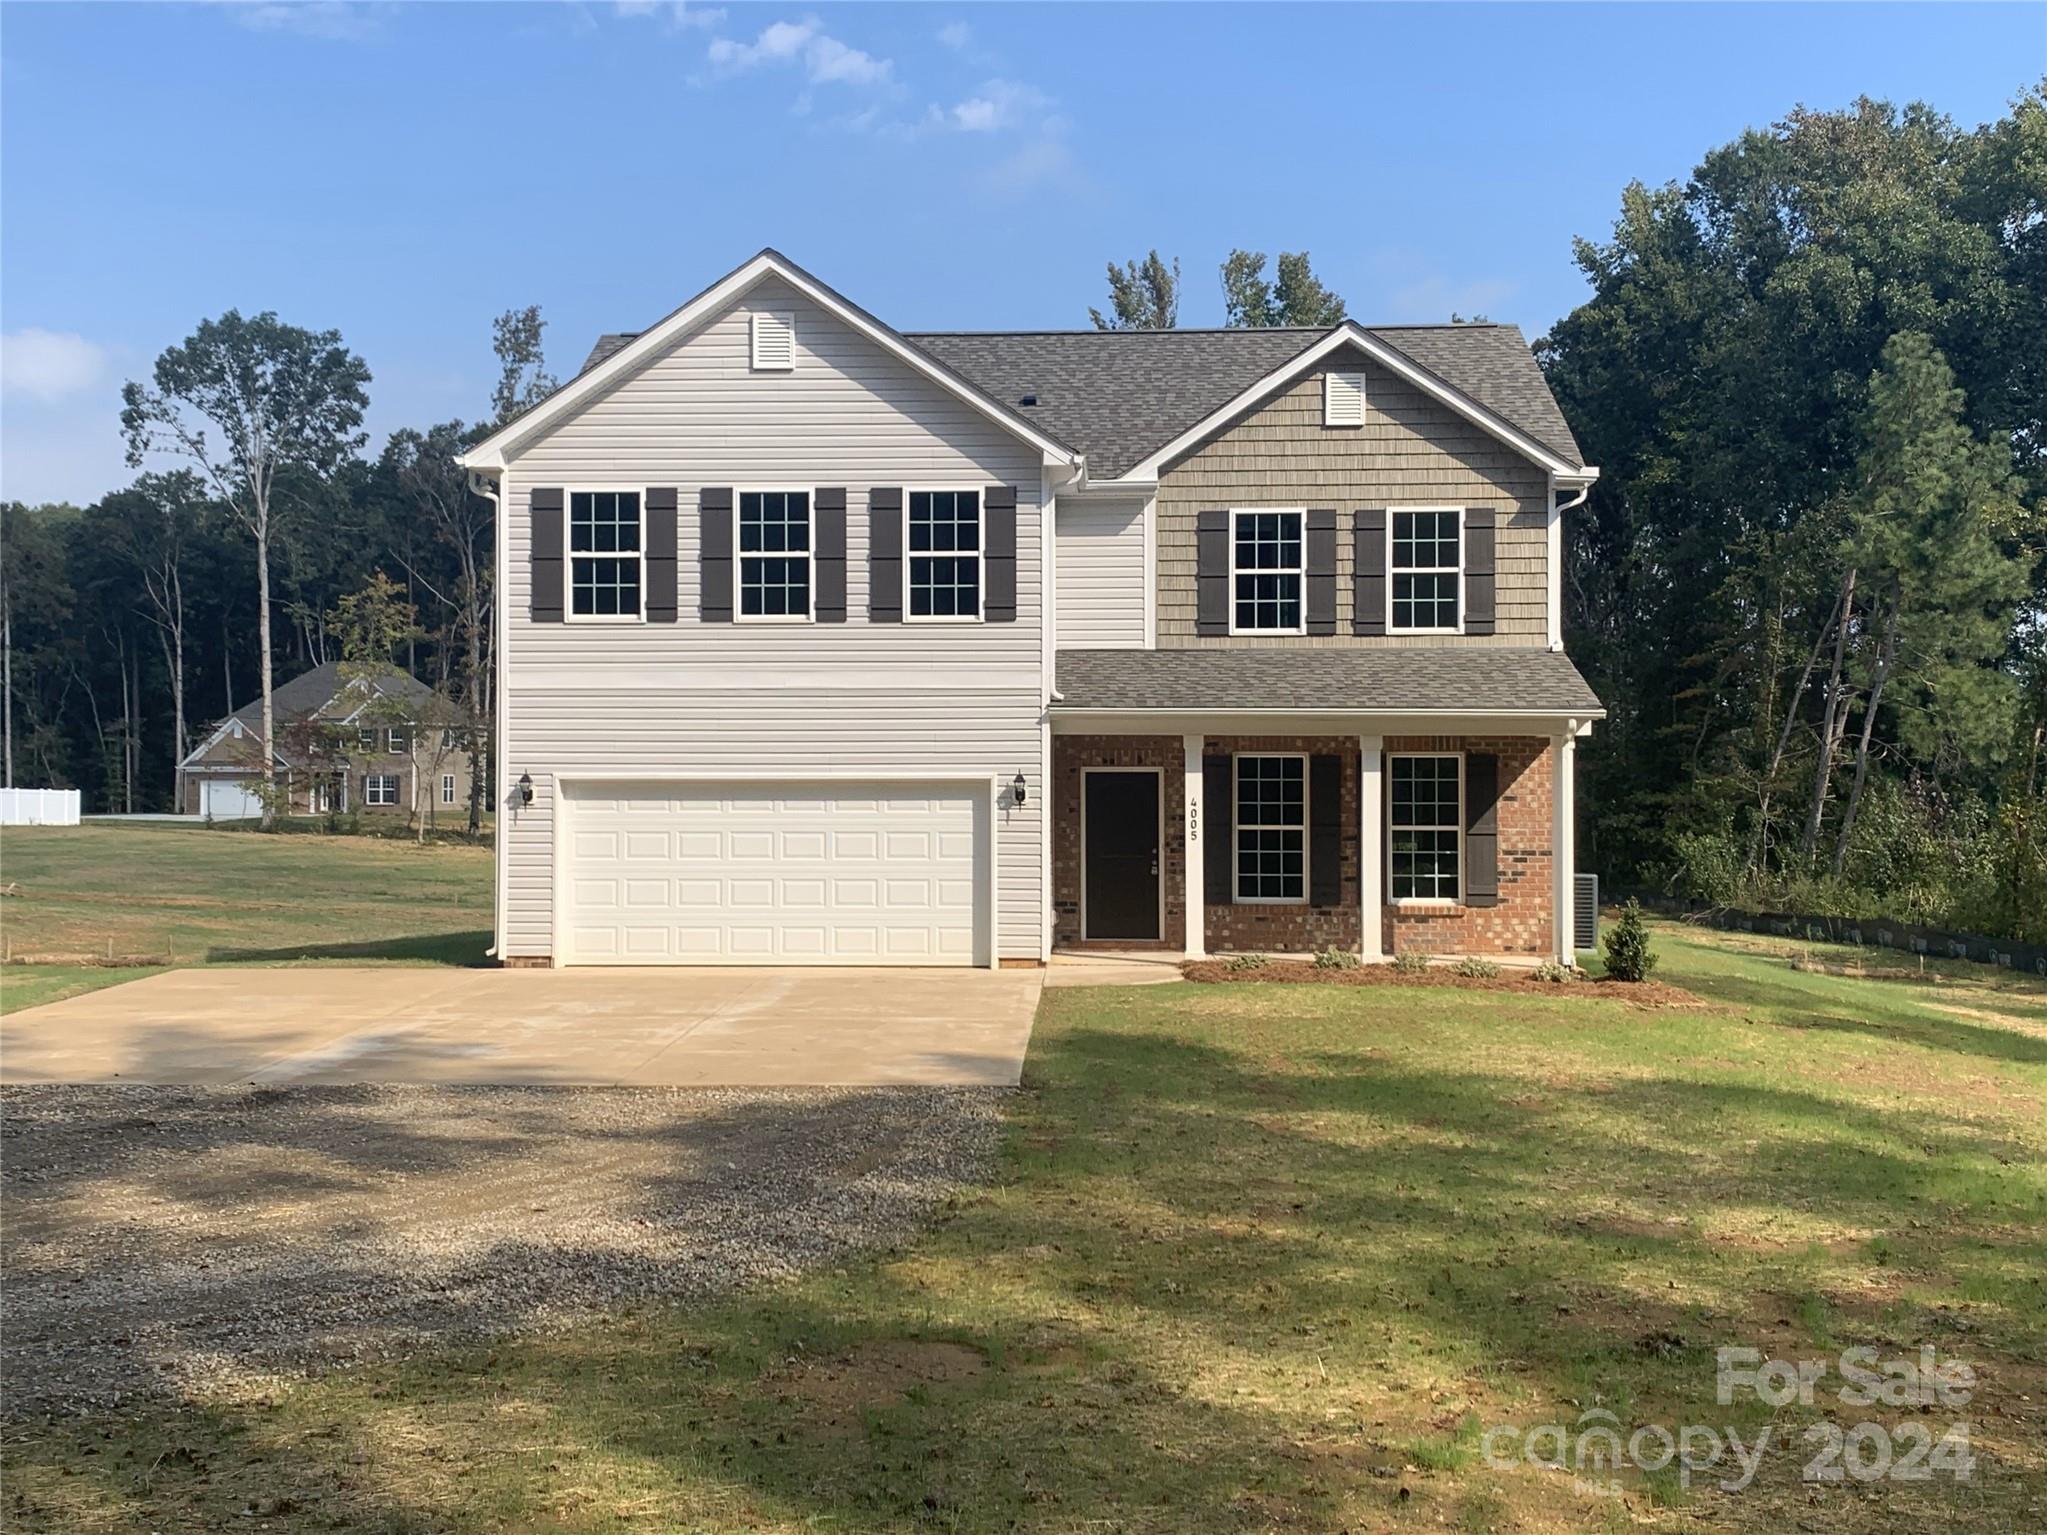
[1181,959,1705,1009]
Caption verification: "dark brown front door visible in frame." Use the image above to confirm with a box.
[1084,771,1161,941]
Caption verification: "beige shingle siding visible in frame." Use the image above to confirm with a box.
[498,277,1047,960]
[1155,347,1548,647]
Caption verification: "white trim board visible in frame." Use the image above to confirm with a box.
[458,250,1082,474]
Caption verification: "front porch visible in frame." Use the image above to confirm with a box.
[1050,725,1582,964]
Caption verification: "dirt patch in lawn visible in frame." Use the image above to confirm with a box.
[772,1339,989,1435]
[1182,960,1705,1009]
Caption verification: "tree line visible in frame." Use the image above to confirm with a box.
[0,307,558,830]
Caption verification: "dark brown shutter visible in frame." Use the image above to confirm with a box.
[1203,754,1234,905]
[868,488,903,621]
[1306,509,1337,635]
[1309,753,1342,906]
[814,488,847,623]
[530,488,565,622]
[1196,509,1229,635]
[1465,752,1501,906]
[1353,507,1386,635]
[1464,506,1496,636]
[983,485,1017,622]
[645,488,679,621]
[699,487,733,622]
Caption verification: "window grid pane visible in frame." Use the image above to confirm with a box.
[1389,755,1461,901]
[740,491,812,617]
[1390,510,1459,630]
[909,491,982,617]
[1235,755,1306,901]
[1232,511,1305,632]
[569,490,642,617]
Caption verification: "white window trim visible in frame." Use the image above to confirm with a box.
[1387,750,1465,907]
[386,726,409,753]
[366,773,401,807]
[565,486,648,625]
[1232,751,1309,906]
[750,309,795,372]
[1227,507,1309,637]
[357,727,375,750]
[904,486,986,624]
[441,773,456,805]
[1387,505,1466,637]
[734,486,818,625]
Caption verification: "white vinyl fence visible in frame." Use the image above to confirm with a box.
[0,788,82,826]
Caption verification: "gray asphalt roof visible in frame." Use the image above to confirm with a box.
[578,321,1583,479]
[1053,647,1604,716]
[220,661,440,732]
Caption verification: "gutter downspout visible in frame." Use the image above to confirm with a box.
[466,467,505,959]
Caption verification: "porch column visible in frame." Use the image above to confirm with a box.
[1554,728,1578,965]
[1358,735,1384,962]
[1182,733,1205,959]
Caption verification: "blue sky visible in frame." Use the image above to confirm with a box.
[1,1,2035,505]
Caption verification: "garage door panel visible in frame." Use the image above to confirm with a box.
[562,780,985,966]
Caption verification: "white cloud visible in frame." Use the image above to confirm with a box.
[703,16,891,86]
[614,1,725,31]
[0,329,108,405]
[936,20,970,50]
[939,78,1051,133]
[227,2,383,41]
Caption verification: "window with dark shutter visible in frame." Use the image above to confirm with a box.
[1196,510,1229,636]
[530,488,565,623]
[699,487,734,622]
[814,488,848,623]
[983,486,1017,622]
[1309,754,1342,905]
[1353,507,1387,635]
[645,487,679,622]
[1202,754,1233,905]
[868,488,903,621]
[1464,507,1497,636]
[1305,510,1337,635]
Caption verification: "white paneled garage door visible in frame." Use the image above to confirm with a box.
[201,778,265,819]
[560,780,988,966]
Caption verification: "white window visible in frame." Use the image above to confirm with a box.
[1390,508,1462,633]
[739,490,812,620]
[441,773,456,805]
[750,310,795,371]
[312,779,332,814]
[357,726,375,750]
[1231,509,1305,634]
[1324,369,1366,427]
[366,774,400,807]
[908,490,981,620]
[569,490,642,619]
[441,728,458,750]
[1390,754,1462,902]
[1235,754,1306,903]
[387,726,409,753]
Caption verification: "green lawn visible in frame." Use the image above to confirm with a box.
[0,821,491,1009]
[10,924,2044,1533]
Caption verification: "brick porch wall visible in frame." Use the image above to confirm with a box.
[1385,735,1555,957]
[1054,733,1559,959]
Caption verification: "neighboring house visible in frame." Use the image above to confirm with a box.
[455,250,1601,970]
[177,660,475,822]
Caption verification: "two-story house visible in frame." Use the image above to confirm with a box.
[457,250,1600,969]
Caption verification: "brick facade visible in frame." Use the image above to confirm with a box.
[1053,732,1558,959]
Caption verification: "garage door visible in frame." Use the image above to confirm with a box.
[560,781,986,966]
[201,779,264,819]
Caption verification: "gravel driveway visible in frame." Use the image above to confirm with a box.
[1,1083,1003,1414]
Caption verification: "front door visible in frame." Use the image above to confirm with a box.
[1084,771,1161,941]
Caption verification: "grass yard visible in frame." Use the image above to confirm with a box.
[0,821,491,1010]
[8,924,2044,1533]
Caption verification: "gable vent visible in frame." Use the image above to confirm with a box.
[750,310,795,371]
[1324,369,1366,427]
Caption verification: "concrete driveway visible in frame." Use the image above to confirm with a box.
[0,966,1042,1087]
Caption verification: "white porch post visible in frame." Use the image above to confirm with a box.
[1358,734,1384,962]
[1182,733,1205,959]
[1554,728,1578,964]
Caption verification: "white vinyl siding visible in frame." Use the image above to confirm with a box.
[496,277,1047,960]
[1055,498,1147,648]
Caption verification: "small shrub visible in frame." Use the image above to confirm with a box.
[1389,950,1431,975]
[1223,952,1268,973]
[1530,959,1573,983]
[1602,899,1659,982]
[1450,956,1501,979]
[1311,945,1359,971]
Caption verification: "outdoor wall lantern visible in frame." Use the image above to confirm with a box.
[516,772,534,808]
[1010,771,1028,808]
